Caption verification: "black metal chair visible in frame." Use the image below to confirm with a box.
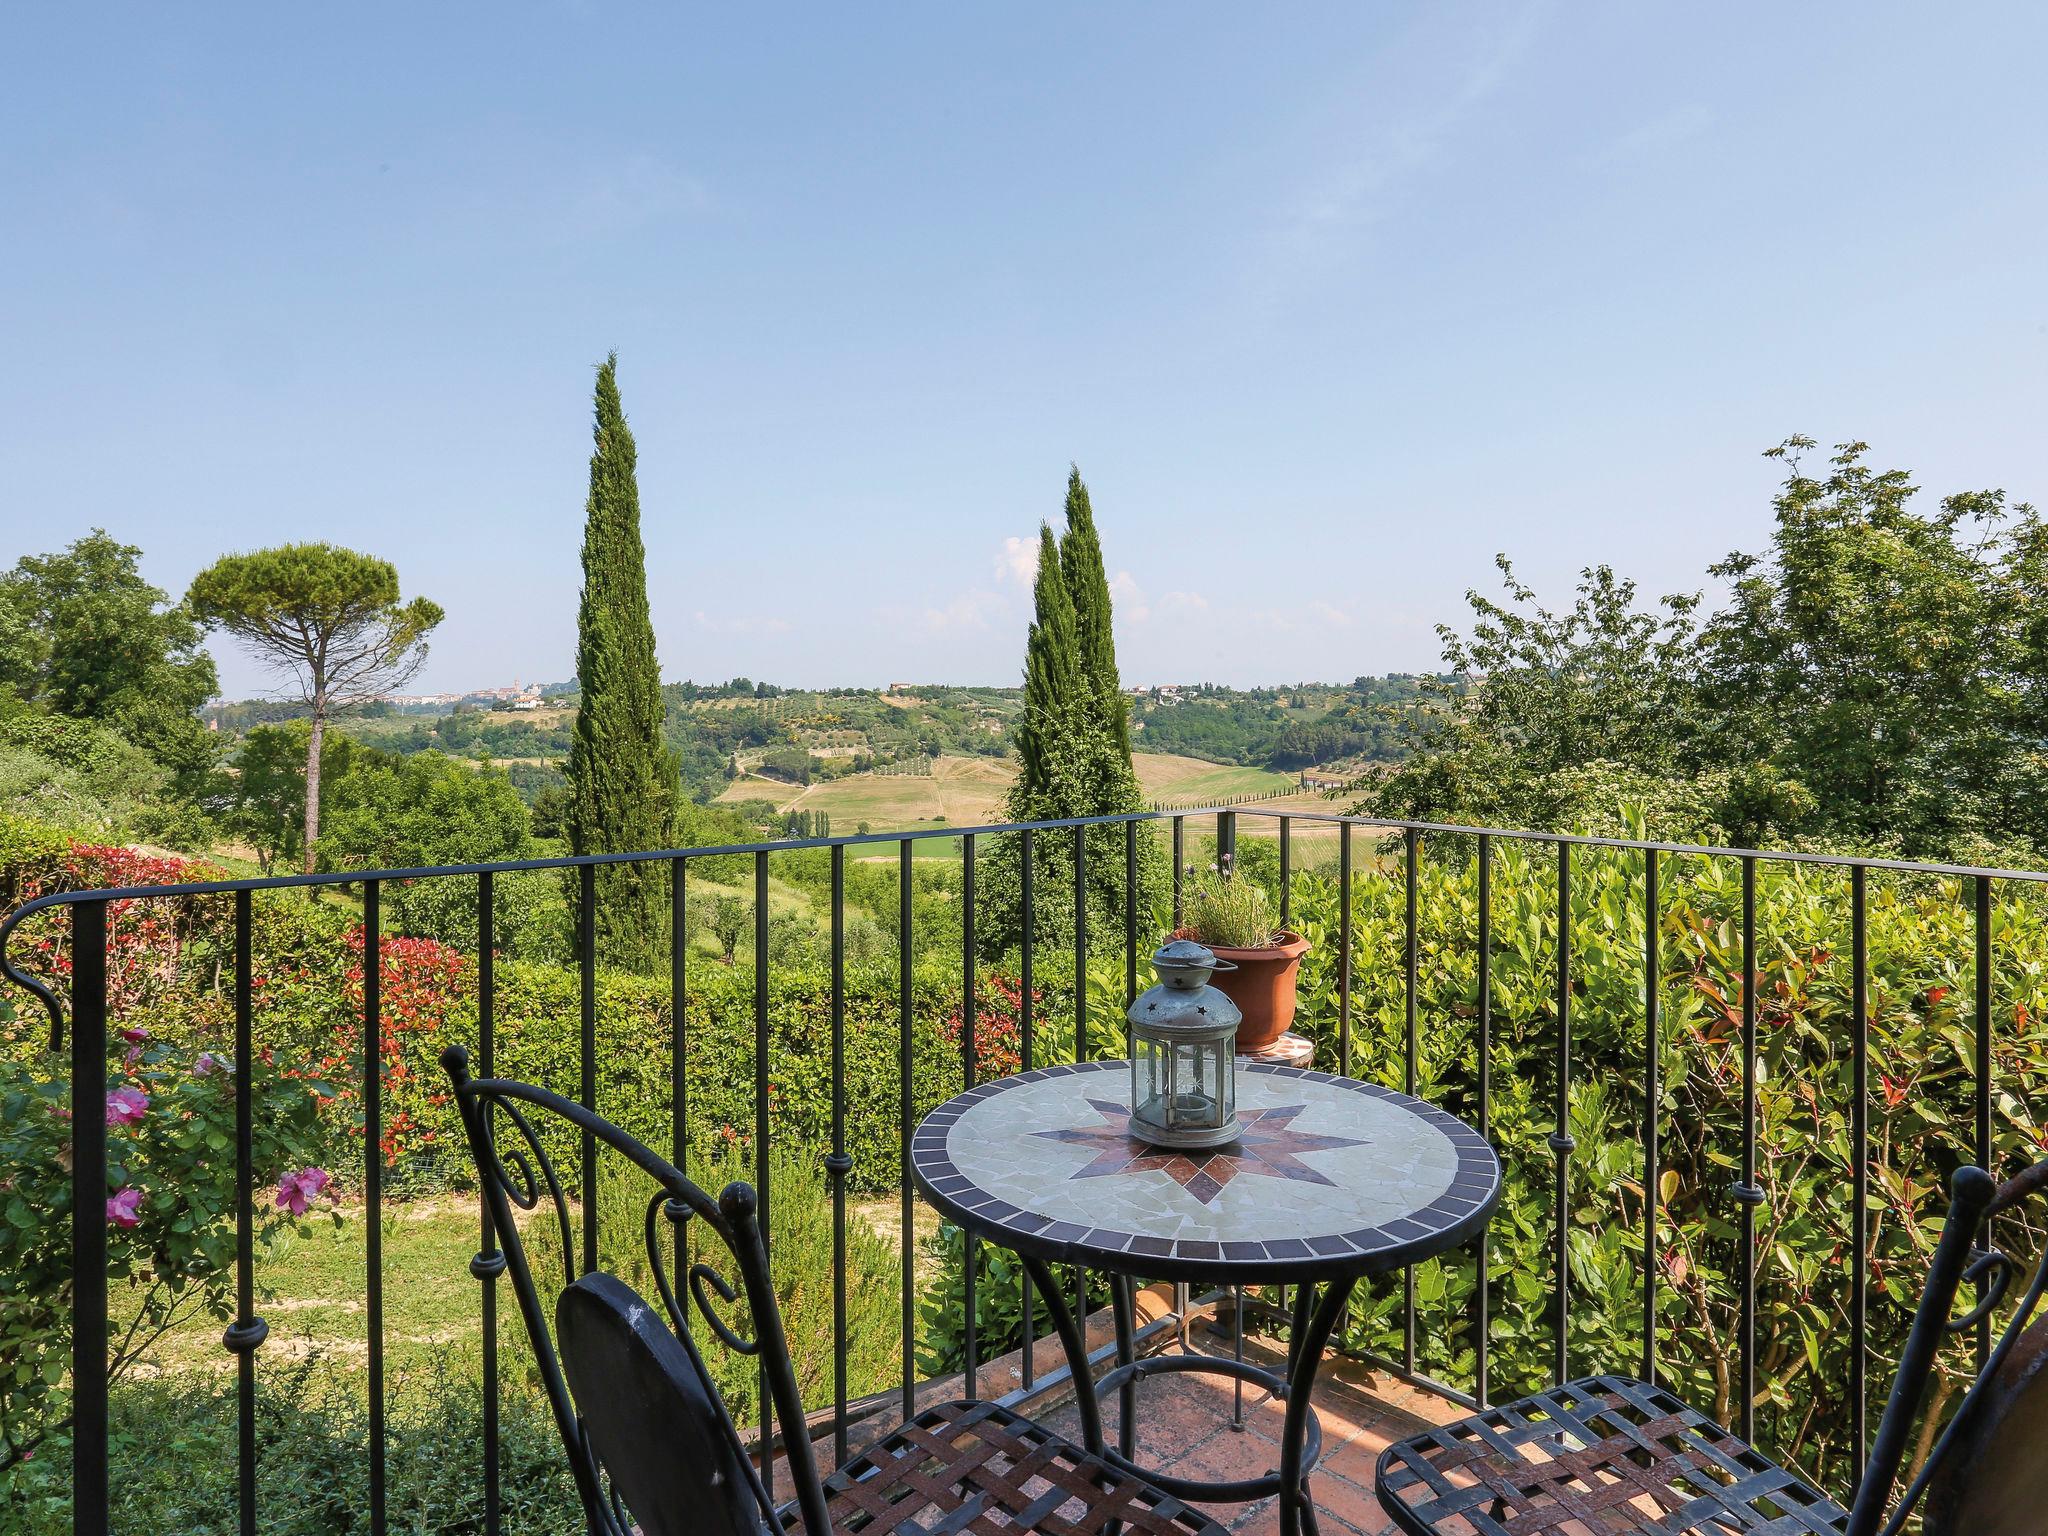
[440,1046,1231,1536]
[1375,1160,2048,1536]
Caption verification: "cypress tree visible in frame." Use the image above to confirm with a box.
[986,473,1161,961]
[1011,523,1084,808]
[567,353,678,970]
[1056,466,1133,767]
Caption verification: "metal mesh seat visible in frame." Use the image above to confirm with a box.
[1375,1376,1846,1535]
[805,1399,1225,1536]
[1375,1161,2048,1536]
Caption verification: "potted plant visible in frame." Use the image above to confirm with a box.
[1173,871,1312,1054]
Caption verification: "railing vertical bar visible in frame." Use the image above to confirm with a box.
[1975,872,1993,1369]
[829,846,851,1464]
[1851,863,1868,1491]
[1019,829,1037,1391]
[1338,822,1353,1078]
[1075,824,1090,1335]
[577,863,596,1275]
[1550,844,1573,1389]
[962,834,979,1397]
[1075,825,1088,1059]
[477,875,501,1536]
[898,841,915,1421]
[1402,826,1418,1373]
[231,890,261,1536]
[365,880,388,1536]
[671,858,687,1305]
[1475,834,1493,1408]
[1124,820,1138,1013]
[71,898,109,1536]
[1172,816,1184,930]
[1641,848,1660,1386]
[754,849,772,1502]
[1737,855,1759,1443]
[1280,816,1293,930]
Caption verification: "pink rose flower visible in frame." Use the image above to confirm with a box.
[105,1087,149,1127]
[195,1052,222,1076]
[121,1027,149,1045]
[276,1167,330,1215]
[106,1187,143,1227]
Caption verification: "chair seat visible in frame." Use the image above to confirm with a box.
[1375,1376,1849,1536]
[793,1398,1229,1536]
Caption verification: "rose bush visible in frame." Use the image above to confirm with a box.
[0,1030,333,1485]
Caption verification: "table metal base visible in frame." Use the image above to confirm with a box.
[1021,1255,1358,1536]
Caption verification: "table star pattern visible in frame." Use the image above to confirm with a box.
[911,1060,1499,1276]
[1032,1097,1370,1206]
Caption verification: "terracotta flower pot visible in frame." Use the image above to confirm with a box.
[1173,929,1311,1053]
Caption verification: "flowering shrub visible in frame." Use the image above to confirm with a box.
[0,830,230,1051]
[0,1031,333,1481]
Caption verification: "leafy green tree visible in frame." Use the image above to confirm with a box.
[317,748,549,951]
[227,722,374,875]
[1699,437,2048,859]
[187,545,441,872]
[0,532,223,811]
[0,531,216,722]
[565,354,678,969]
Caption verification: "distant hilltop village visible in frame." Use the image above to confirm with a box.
[379,681,549,710]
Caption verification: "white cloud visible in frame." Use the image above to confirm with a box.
[1156,590,1209,618]
[1307,600,1354,628]
[1110,570,1150,623]
[997,536,1040,588]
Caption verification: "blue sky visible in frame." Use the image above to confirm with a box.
[4,4,2044,697]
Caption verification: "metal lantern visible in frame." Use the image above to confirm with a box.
[1127,939,1242,1149]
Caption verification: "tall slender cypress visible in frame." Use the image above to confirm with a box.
[1056,466,1133,766]
[1013,524,1083,804]
[567,353,677,970]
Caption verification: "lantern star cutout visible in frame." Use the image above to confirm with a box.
[1032,1097,1368,1206]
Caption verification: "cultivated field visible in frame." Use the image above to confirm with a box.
[717,752,1295,828]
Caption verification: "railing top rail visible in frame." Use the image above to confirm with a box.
[5,805,2046,928]
[1222,806,2048,883]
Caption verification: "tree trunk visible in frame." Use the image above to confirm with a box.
[303,700,325,876]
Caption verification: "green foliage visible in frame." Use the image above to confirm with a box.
[565,354,677,970]
[0,530,217,729]
[1262,836,2048,1490]
[916,1221,1111,1377]
[1370,440,2048,864]
[317,750,545,952]
[188,541,443,873]
[1056,466,1132,763]
[0,1034,334,1480]
[1701,437,2048,858]
[10,1359,581,1536]
[229,723,378,875]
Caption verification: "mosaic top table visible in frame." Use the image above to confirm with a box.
[911,1059,1501,1536]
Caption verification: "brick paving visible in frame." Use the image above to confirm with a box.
[1034,1327,1467,1536]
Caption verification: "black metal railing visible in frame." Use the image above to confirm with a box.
[7,805,2044,1536]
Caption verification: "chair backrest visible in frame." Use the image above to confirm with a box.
[439,1045,833,1536]
[1846,1160,2048,1536]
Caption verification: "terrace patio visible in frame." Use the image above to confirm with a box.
[8,804,2045,1536]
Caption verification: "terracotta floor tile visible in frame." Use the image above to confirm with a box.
[1304,1469,1395,1535]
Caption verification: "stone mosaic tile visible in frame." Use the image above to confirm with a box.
[910,1060,1498,1275]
